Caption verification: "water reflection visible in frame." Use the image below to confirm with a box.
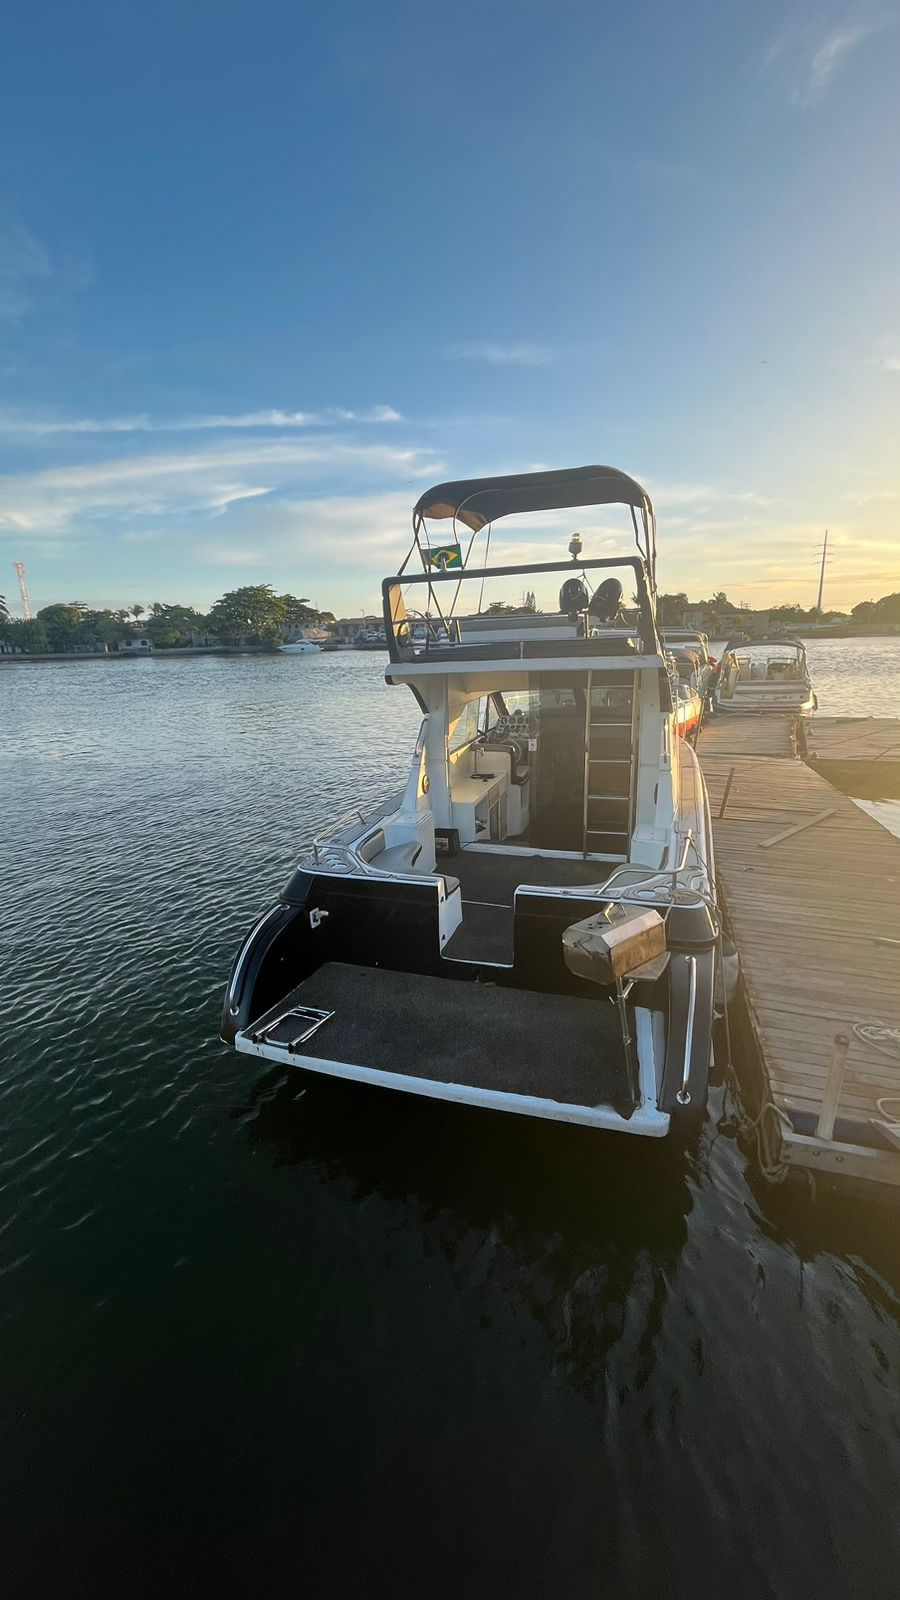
[238,1067,697,1400]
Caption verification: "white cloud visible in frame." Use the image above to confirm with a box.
[331,405,403,423]
[206,485,273,514]
[0,438,441,538]
[882,356,900,372]
[199,490,417,571]
[764,14,886,105]
[644,480,772,510]
[0,404,403,435]
[805,23,872,99]
[448,342,554,367]
[772,16,885,105]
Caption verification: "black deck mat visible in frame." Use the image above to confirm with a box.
[442,850,614,965]
[451,850,613,906]
[253,962,625,1108]
[442,903,512,965]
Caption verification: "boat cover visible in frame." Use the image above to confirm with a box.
[413,465,652,533]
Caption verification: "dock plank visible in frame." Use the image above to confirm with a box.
[805,717,900,762]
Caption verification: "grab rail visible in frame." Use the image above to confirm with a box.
[676,955,698,1105]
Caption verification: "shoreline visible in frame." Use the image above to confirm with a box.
[1,627,897,664]
[0,644,298,664]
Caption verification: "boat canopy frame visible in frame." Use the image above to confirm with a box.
[403,465,657,594]
[382,555,659,663]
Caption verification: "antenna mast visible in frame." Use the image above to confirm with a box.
[14,561,33,620]
[815,531,828,614]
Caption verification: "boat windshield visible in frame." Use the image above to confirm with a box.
[728,641,807,682]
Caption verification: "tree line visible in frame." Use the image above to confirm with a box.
[0,586,335,654]
[656,590,900,627]
[3,581,897,655]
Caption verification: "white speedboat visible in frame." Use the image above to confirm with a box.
[716,636,816,715]
[667,647,705,741]
[223,465,727,1139]
[279,639,322,655]
[661,629,719,700]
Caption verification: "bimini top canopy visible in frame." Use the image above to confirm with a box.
[413,465,652,534]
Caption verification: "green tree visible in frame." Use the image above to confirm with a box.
[207,584,287,645]
[770,604,810,625]
[132,603,145,621]
[79,609,123,648]
[145,603,204,648]
[277,593,330,628]
[658,592,689,625]
[36,602,85,652]
[2,617,50,652]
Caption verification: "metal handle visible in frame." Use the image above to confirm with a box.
[675,954,698,1105]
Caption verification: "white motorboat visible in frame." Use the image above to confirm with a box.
[667,647,705,741]
[716,636,816,715]
[223,465,728,1140]
[279,639,322,655]
[661,629,719,700]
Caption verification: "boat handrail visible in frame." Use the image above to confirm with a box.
[310,807,381,862]
[383,555,658,663]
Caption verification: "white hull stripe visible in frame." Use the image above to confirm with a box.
[234,1035,671,1137]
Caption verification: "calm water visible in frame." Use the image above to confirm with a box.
[3,640,900,1598]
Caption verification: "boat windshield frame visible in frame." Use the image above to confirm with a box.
[382,555,658,664]
[723,635,808,661]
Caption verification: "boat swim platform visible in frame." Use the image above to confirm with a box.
[697,713,900,1187]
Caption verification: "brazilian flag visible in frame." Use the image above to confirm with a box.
[424,543,462,572]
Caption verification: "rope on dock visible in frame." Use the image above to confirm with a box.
[717,931,793,1184]
[739,1098,795,1184]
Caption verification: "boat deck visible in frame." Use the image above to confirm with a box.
[241,961,628,1110]
[442,849,615,965]
[698,713,900,1185]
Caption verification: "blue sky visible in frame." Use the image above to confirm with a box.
[1,0,898,617]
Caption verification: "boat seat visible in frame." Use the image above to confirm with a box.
[357,829,387,863]
[374,841,423,873]
[357,831,423,873]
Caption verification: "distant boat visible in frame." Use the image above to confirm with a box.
[716,636,816,715]
[279,639,322,655]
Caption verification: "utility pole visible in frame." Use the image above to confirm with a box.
[14,561,33,620]
[815,531,829,615]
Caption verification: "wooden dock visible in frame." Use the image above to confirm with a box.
[697,713,900,1186]
[801,716,900,798]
